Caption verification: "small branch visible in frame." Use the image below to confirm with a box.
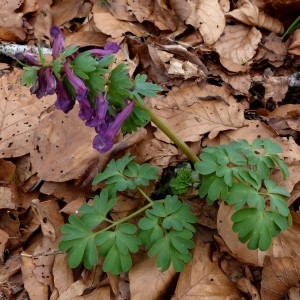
[0,44,51,59]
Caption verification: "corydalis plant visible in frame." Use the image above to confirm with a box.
[18,26,161,153]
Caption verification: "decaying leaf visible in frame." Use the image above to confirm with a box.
[183,0,226,45]
[214,24,262,72]
[0,69,54,158]
[149,83,245,143]
[173,240,242,299]
[226,0,284,34]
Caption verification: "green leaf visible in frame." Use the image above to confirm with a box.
[199,174,228,204]
[73,51,98,79]
[269,155,290,180]
[131,73,163,102]
[123,162,159,186]
[121,105,150,134]
[170,167,194,195]
[231,208,289,251]
[78,188,116,229]
[227,183,265,211]
[107,63,132,106]
[62,45,79,58]
[20,66,39,87]
[92,153,136,191]
[148,230,194,272]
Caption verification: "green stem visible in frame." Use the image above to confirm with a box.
[97,201,157,234]
[134,101,199,163]
[137,186,153,203]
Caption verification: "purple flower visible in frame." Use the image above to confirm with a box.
[31,67,56,99]
[90,42,120,57]
[85,93,108,127]
[78,98,94,121]
[64,62,88,101]
[50,26,64,58]
[55,80,75,113]
[93,101,134,152]
[15,52,41,66]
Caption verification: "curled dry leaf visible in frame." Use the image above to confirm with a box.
[288,29,300,55]
[0,69,54,159]
[149,83,245,143]
[30,105,106,182]
[129,257,176,300]
[92,2,144,38]
[261,256,300,299]
[127,0,180,31]
[214,24,262,72]
[183,0,225,45]
[226,0,284,34]
[173,240,242,299]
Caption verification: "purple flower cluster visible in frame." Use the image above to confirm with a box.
[18,26,134,153]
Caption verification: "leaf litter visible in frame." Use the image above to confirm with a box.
[0,0,300,299]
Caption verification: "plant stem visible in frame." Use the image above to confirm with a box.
[97,202,155,233]
[137,186,153,203]
[134,101,200,163]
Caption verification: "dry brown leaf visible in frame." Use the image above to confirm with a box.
[33,4,52,42]
[58,280,85,299]
[226,0,284,34]
[0,69,54,158]
[173,240,242,299]
[149,83,244,143]
[0,159,15,183]
[109,0,137,21]
[214,24,262,72]
[129,257,176,300]
[52,254,74,296]
[64,31,108,48]
[21,256,49,300]
[127,0,180,31]
[0,229,9,257]
[30,105,103,182]
[0,0,23,28]
[261,256,300,299]
[183,0,225,45]
[288,29,300,55]
[52,0,87,26]
[263,75,288,103]
[92,2,144,38]
[254,33,287,67]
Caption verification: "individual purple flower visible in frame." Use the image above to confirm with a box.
[15,52,41,66]
[31,67,56,99]
[78,98,94,121]
[93,101,134,152]
[90,42,120,57]
[55,80,75,113]
[50,26,64,58]
[85,92,108,127]
[64,62,88,101]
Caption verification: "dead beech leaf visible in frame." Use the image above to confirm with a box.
[129,257,176,300]
[0,0,23,28]
[173,240,242,299]
[21,256,49,300]
[127,0,180,31]
[226,0,284,34]
[0,69,54,158]
[109,0,137,22]
[52,254,74,296]
[183,0,225,45]
[56,280,85,299]
[263,75,288,103]
[92,2,144,38]
[214,25,262,72]
[149,83,244,143]
[288,29,300,55]
[0,229,9,257]
[30,105,105,182]
[51,0,86,26]
[0,159,15,183]
[261,256,300,299]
